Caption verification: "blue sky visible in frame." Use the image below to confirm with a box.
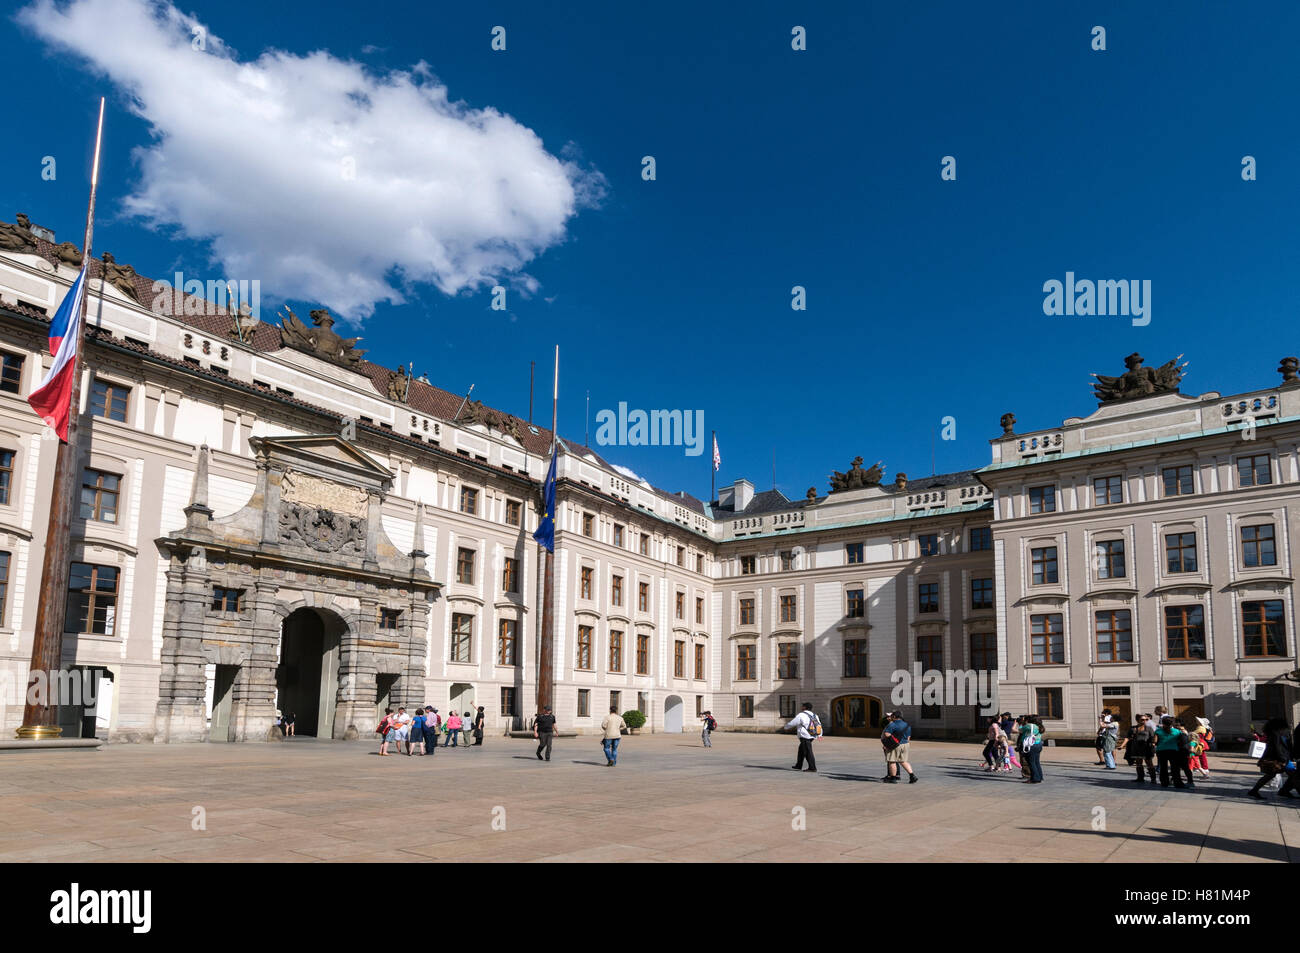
[4,1,1298,500]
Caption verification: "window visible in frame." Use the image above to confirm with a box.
[638,581,649,613]
[917,634,942,672]
[459,486,478,515]
[739,597,755,626]
[737,644,757,680]
[577,689,590,718]
[778,642,799,679]
[918,582,939,614]
[79,469,120,523]
[379,608,401,630]
[969,526,992,551]
[0,350,23,393]
[450,613,473,663]
[90,379,129,422]
[1238,454,1273,488]
[498,619,517,665]
[846,542,864,564]
[1030,613,1064,664]
[212,586,243,612]
[638,692,647,714]
[919,533,940,557]
[610,690,621,714]
[456,547,475,584]
[740,554,756,575]
[609,630,623,672]
[1162,466,1194,497]
[695,554,704,573]
[613,524,624,547]
[779,694,796,718]
[1241,524,1277,568]
[739,696,755,718]
[0,449,14,505]
[582,512,594,537]
[1251,684,1288,722]
[1165,532,1198,573]
[501,687,517,717]
[779,550,793,571]
[971,577,993,611]
[1242,600,1286,657]
[1094,475,1123,505]
[675,592,685,619]
[1095,609,1133,662]
[846,588,864,618]
[1035,688,1063,720]
[1029,485,1057,514]
[695,596,704,624]
[844,638,868,677]
[1031,546,1059,585]
[639,533,649,555]
[611,574,623,607]
[505,499,521,526]
[694,643,705,680]
[676,545,685,567]
[576,625,593,670]
[780,594,797,623]
[580,566,593,600]
[636,634,649,674]
[503,557,519,593]
[0,550,9,624]
[66,562,118,635]
[1095,540,1126,580]
[970,631,997,672]
[674,640,685,677]
[1164,605,1205,661]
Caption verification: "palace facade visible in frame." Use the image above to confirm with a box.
[0,214,1296,742]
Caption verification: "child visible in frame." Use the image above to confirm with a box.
[1190,717,1212,779]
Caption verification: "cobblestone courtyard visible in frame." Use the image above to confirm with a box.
[1,734,1295,862]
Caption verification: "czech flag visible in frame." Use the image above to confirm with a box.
[532,450,557,553]
[28,266,87,442]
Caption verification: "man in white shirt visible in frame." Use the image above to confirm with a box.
[782,702,820,773]
[392,707,412,754]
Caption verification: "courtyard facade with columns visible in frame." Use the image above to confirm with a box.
[0,217,1297,742]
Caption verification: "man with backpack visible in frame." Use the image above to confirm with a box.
[882,710,918,783]
[782,701,821,772]
[701,710,717,748]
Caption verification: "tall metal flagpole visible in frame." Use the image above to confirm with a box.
[18,97,106,739]
[537,346,557,714]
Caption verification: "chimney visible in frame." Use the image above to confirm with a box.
[733,478,754,511]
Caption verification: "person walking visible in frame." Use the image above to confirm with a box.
[1248,717,1297,800]
[1153,715,1186,789]
[1099,713,1119,770]
[1122,714,1157,784]
[424,708,439,756]
[472,705,486,746]
[1095,709,1113,765]
[534,705,557,761]
[701,710,716,747]
[443,710,462,747]
[1017,714,1044,783]
[601,707,628,766]
[409,707,426,756]
[882,711,917,783]
[377,707,395,756]
[783,702,821,772]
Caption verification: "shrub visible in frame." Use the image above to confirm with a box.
[622,709,647,730]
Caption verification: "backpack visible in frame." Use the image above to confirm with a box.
[377,716,391,735]
[706,716,717,731]
[1204,727,1216,750]
[807,713,823,739]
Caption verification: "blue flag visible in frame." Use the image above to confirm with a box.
[532,451,557,553]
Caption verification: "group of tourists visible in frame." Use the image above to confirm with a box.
[981,713,1047,782]
[778,702,919,782]
[1099,707,1214,788]
[376,704,485,756]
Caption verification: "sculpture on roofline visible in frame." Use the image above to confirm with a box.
[99,252,141,302]
[1091,352,1186,404]
[829,456,883,492]
[278,307,367,367]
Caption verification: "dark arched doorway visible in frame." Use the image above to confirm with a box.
[277,608,344,737]
[830,694,885,737]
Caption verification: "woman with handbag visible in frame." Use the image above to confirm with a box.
[1248,718,1298,800]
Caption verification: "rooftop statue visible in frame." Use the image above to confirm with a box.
[458,398,522,441]
[0,214,36,254]
[1091,352,1186,404]
[829,456,883,492]
[278,307,367,367]
[99,252,141,301]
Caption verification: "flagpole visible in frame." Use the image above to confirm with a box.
[18,97,106,739]
[711,430,716,502]
[537,346,557,716]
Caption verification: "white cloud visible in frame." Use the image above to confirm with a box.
[18,0,603,320]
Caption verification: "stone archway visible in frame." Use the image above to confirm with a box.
[277,607,345,737]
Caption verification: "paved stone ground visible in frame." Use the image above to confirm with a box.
[0,733,1296,862]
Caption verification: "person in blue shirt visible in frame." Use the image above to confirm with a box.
[882,711,917,783]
